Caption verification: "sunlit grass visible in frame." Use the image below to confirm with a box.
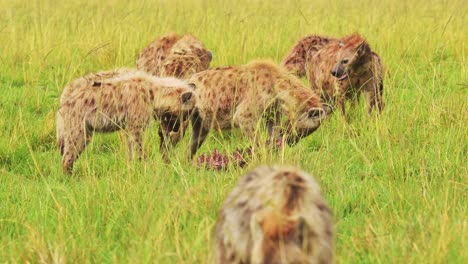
[0,0,466,263]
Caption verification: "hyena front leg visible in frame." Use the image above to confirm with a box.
[61,126,91,174]
[335,96,346,117]
[364,78,385,114]
[233,104,264,148]
[125,104,151,160]
[189,108,210,160]
[126,126,147,161]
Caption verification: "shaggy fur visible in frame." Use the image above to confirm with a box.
[136,33,212,79]
[186,60,331,159]
[215,165,333,264]
[282,34,384,116]
[56,70,196,174]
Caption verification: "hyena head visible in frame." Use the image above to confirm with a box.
[285,103,333,145]
[331,34,373,81]
[157,82,197,153]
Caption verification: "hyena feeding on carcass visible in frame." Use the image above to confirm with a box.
[136,33,213,141]
[56,70,196,174]
[186,60,332,159]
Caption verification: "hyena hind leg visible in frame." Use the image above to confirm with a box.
[126,128,146,161]
[61,132,91,174]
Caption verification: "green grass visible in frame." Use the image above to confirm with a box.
[0,0,466,262]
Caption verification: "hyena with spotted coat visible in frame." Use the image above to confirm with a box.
[136,33,212,79]
[187,60,332,159]
[215,165,333,264]
[282,35,334,77]
[283,34,384,116]
[56,70,195,174]
[308,34,384,116]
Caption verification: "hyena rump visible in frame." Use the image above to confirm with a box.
[215,165,334,264]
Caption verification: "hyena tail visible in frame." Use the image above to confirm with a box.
[56,111,65,156]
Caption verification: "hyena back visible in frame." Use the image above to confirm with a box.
[215,165,333,264]
[187,60,332,159]
[136,33,212,79]
[56,70,195,174]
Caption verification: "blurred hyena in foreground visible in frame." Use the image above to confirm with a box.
[136,32,212,79]
[283,33,384,116]
[215,165,333,264]
[56,70,195,174]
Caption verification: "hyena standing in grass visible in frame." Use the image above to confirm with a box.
[56,70,196,174]
[282,35,335,77]
[186,60,332,159]
[282,34,384,116]
[215,165,333,264]
[136,33,212,79]
[136,33,212,140]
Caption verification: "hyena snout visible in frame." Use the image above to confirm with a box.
[330,65,343,77]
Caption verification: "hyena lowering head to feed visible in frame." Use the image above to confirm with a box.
[56,70,196,174]
[186,60,332,159]
[64,68,192,151]
[136,33,212,79]
[215,165,333,264]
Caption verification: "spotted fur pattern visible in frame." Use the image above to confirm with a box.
[215,165,333,264]
[186,60,331,159]
[307,34,384,115]
[56,70,196,174]
[136,33,212,79]
[281,35,334,77]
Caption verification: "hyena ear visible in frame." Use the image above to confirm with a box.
[308,108,326,120]
[357,42,370,56]
[322,103,334,115]
[180,91,194,104]
[187,83,197,89]
[207,50,213,61]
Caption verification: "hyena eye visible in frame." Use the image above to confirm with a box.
[341,59,349,64]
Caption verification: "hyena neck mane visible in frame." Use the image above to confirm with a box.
[277,78,322,114]
[116,72,191,115]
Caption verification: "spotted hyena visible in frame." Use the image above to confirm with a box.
[281,35,334,77]
[186,60,332,159]
[308,34,384,116]
[215,165,333,264]
[283,34,384,116]
[136,33,212,79]
[56,70,195,174]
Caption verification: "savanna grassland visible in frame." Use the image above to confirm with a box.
[0,0,466,263]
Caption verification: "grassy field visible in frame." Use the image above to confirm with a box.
[0,0,466,262]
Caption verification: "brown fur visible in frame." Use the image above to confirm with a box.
[136,33,212,79]
[282,34,384,116]
[215,165,333,264]
[281,35,334,77]
[56,70,196,174]
[186,60,331,159]
[307,34,384,115]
